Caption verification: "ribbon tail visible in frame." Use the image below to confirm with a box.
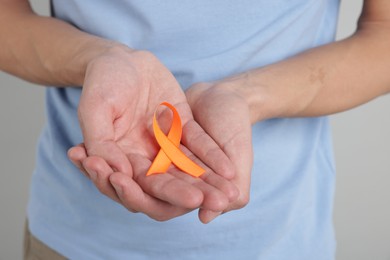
[146,150,171,175]
[153,121,205,178]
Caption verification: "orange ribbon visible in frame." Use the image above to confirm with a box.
[146,102,205,178]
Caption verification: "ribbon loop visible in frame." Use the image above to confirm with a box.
[146,102,205,178]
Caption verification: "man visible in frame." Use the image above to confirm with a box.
[1,0,389,259]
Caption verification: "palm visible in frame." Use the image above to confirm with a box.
[112,97,239,215]
[186,82,254,215]
[72,50,238,222]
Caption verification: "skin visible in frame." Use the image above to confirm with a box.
[0,0,239,223]
[75,49,240,221]
[1,0,390,223]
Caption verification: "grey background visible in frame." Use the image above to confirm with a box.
[0,0,389,259]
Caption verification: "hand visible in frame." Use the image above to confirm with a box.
[69,46,238,222]
[185,79,254,222]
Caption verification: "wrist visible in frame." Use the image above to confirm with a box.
[216,72,276,124]
[73,40,133,86]
[220,60,328,123]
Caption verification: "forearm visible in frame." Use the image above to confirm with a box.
[236,27,390,123]
[222,0,390,123]
[0,1,123,86]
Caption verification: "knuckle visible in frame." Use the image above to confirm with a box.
[239,194,250,208]
[234,194,250,209]
[185,194,203,209]
[214,197,229,212]
[226,184,240,202]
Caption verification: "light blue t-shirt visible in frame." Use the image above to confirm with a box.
[28,1,340,259]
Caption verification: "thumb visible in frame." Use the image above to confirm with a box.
[78,95,132,175]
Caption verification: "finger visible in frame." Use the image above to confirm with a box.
[181,120,235,180]
[67,144,89,177]
[176,145,239,203]
[219,135,252,212]
[198,209,222,224]
[85,140,132,176]
[82,155,122,204]
[191,177,229,212]
[110,172,193,221]
[149,102,237,209]
[224,189,251,212]
[130,154,204,209]
[199,171,238,203]
[192,113,252,214]
[78,93,132,175]
[198,189,250,224]
[132,145,233,212]
[168,166,229,212]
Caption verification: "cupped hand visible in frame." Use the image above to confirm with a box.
[185,80,254,222]
[69,46,238,222]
